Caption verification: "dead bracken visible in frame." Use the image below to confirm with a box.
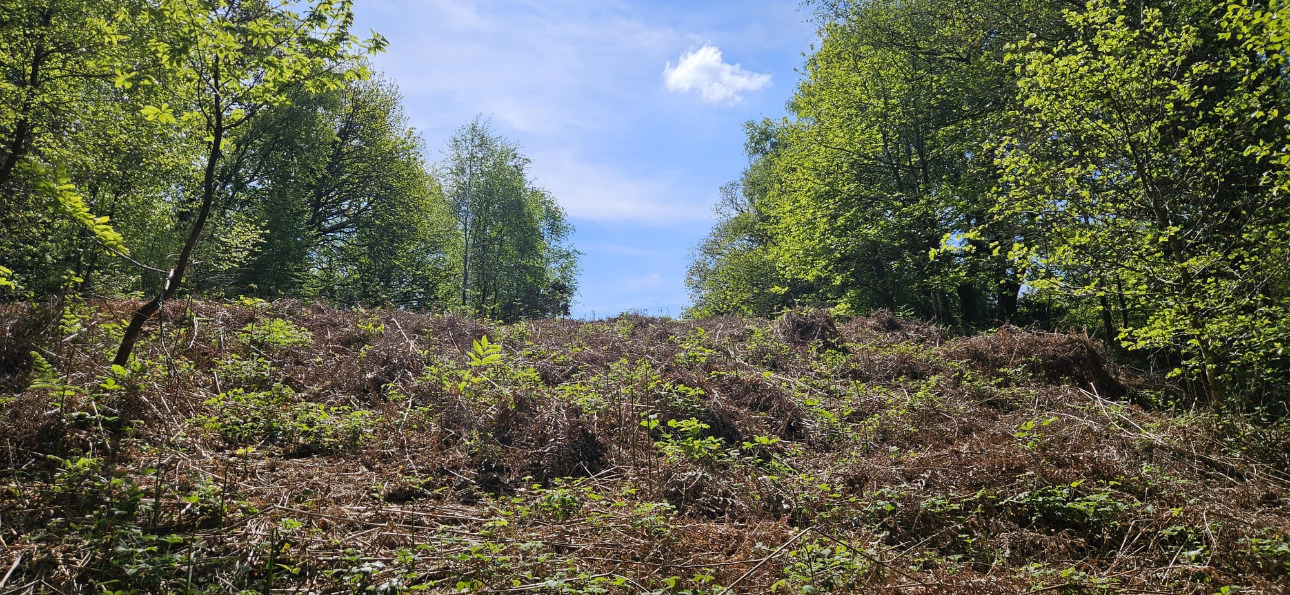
[1,300,1288,593]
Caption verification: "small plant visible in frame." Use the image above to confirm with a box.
[673,327,717,366]
[1243,530,1290,575]
[772,541,868,593]
[630,501,678,538]
[448,335,503,396]
[662,381,706,417]
[656,418,726,464]
[1007,480,1130,531]
[356,308,386,341]
[535,482,582,520]
[557,381,604,413]
[470,335,502,368]
[1015,415,1059,450]
[194,384,373,452]
[239,317,312,349]
[216,353,279,389]
[29,350,82,406]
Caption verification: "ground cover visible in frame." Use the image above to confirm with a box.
[1,299,1288,593]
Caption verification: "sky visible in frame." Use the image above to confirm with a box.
[352,0,819,319]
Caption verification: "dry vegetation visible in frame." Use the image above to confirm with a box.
[1,299,1289,594]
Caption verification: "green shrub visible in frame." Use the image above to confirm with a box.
[194,384,372,452]
[239,318,311,349]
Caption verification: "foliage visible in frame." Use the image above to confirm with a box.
[2,300,1289,592]
[689,0,1071,324]
[239,317,312,350]
[439,116,580,321]
[0,0,163,295]
[109,0,381,365]
[687,0,1290,411]
[656,418,726,464]
[1,0,578,328]
[989,0,1290,408]
[194,384,373,452]
[234,73,458,308]
[686,175,797,318]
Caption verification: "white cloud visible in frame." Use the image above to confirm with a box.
[354,3,798,226]
[663,45,771,105]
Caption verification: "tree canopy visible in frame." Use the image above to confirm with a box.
[440,117,579,322]
[688,0,1290,410]
[0,0,583,364]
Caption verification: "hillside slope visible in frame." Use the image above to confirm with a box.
[2,300,1288,593]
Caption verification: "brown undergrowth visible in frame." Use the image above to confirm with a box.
[1,299,1288,593]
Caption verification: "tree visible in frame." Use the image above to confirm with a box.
[227,73,457,307]
[693,0,1070,323]
[112,0,381,366]
[989,0,1290,407]
[0,0,145,294]
[686,122,801,318]
[439,117,579,320]
[0,0,127,189]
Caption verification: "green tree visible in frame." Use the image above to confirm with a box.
[691,0,1069,324]
[30,81,197,297]
[439,117,579,320]
[0,0,127,188]
[990,0,1290,407]
[0,0,145,293]
[112,0,381,366]
[227,73,456,307]
[686,122,801,318]
[1222,0,1290,195]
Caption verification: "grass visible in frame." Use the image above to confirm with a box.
[0,299,1288,593]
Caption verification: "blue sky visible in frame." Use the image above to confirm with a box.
[353,1,818,318]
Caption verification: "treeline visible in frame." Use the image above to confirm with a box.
[688,0,1290,410]
[0,0,578,333]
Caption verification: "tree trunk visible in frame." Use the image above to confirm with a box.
[1116,277,1129,329]
[997,278,1021,322]
[1197,333,1226,413]
[114,101,224,367]
[930,289,948,324]
[461,151,473,310]
[0,10,51,190]
[1099,293,1116,345]
[957,283,979,326]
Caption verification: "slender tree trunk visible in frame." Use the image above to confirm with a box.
[930,289,948,324]
[1197,330,1226,412]
[1099,293,1116,344]
[957,283,978,327]
[461,219,470,308]
[1116,277,1129,329]
[0,116,34,191]
[0,10,51,190]
[997,278,1021,322]
[114,98,224,367]
[460,147,473,309]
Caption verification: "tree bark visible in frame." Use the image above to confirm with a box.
[997,278,1021,322]
[930,289,948,324]
[114,93,224,367]
[957,283,979,326]
[1099,293,1116,345]
[0,9,51,190]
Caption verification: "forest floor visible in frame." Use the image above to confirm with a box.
[1,299,1289,594]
